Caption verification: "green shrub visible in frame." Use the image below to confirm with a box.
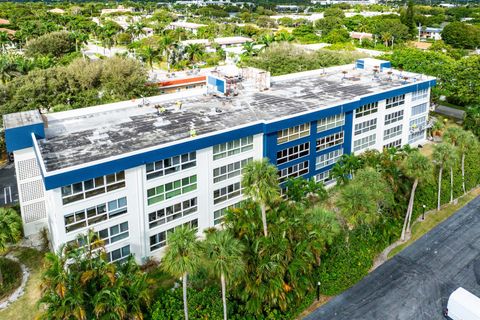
[151,286,224,320]
[316,221,401,295]
[0,257,22,300]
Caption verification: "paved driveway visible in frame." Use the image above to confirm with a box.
[435,105,465,120]
[0,163,18,206]
[306,196,480,320]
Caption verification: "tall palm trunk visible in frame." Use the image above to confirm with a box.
[437,166,443,211]
[406,179,418,233]
[183,272,189,320]
[462,153,466,194]
[0,265,3,285]
[261,203,268,237]
[401,178,418,240]
[450,166,454,203]
[221,273,227,320]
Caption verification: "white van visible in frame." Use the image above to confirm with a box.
[444,287,480,320]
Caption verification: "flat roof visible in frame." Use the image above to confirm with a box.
[3,110,43,129]
[30,64,434,173]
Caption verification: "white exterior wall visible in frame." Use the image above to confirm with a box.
[351,88,430,154]
[13,147,48,237]
[45,133,263,263]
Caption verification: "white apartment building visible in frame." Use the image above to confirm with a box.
[4,59,435,263]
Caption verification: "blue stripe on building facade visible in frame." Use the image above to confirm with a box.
[16,79,435,190]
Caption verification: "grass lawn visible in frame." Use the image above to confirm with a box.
[388,187,480,259]
[0,257,22,300]
[0,247,45,320]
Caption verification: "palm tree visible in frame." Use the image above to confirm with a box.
[161,227,201,320]
[432,143,457,210]
[70,31,89,52]
[184,43,205,63]
[401,152,432,240]
[204,230,245,320]
[380,32,392,46]
[139,46,158,69]
[242,159,280,237]
[0,207,22,285]
[444,128,477,195]
[159,35,177,71]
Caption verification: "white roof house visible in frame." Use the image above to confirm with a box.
[167,21,207,34]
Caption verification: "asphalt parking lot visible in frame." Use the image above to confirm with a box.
[0,163,18,206]
[306,195,480,320]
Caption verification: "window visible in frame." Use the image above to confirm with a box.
[98,222,129,245]
[64,197,127,233]
[61,171,126,205]
[409,116,427,131]
[384,139,402,149]
[213,182,243,204]
[317,114,345,132]
[213,158,252,183]
[147,175,197,205]
[412,89,428,101]
[316,149,343,170]
[150,219,198,252]
[408,130,425,144]
[316,132,344,151]
[384,125,403,140]
[355,102,378,118]
[277,123,310,144]
[276,143,309,165]
[354,119,377,136]
[146,152,196,180]
[385,94,405,109]
[353,134,376,152]
[408,116,427,144]
[213,136,253,160]
[315,170,334,186]
[384,110,404,125]
[148,197,197,229]
[107,245,130,263]
[278,161,309,182]
[214,202,242,225]
[411,103,428,117]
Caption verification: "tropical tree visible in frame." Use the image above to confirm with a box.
[0,207,22,285]
[138,46,158,69]
[380,32,392,47]
[70,31,89,52]
[161,227,201,320]
[463,105,480,138]
[241,158,280,237]
[457,131,477,194]
[258,34,275,47]
[203,230,245,320]
[284,177,327,206]
[330,153,362,184]
[401,151,432,240]
[274,31,294,42]
[443,127,476,194]
[336,167,393,229]
[39,230,150,320]
[432,142,457,210]
[159,35,178,71]
[0,31,11,53]
[184,43,205,63]
[241,41,258,57]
